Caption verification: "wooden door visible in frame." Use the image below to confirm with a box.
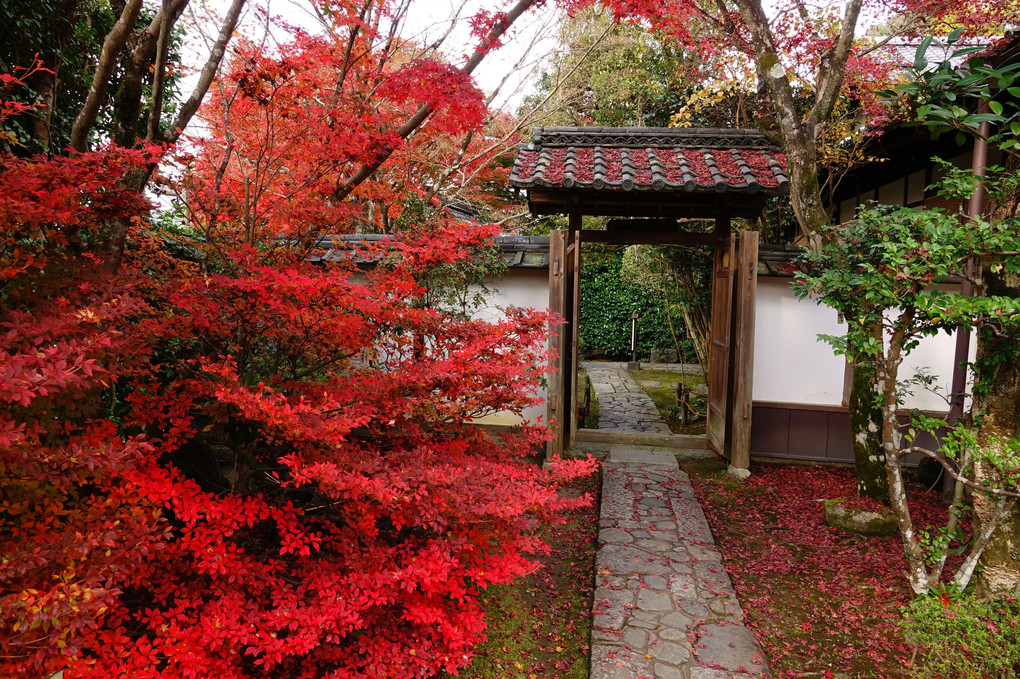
[706,233,736,456]
[729,231,759,469]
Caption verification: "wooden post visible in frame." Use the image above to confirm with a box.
[568,211,582,448]
[729,230,759,471]
[706,230,735,456]
[547,230,567,458]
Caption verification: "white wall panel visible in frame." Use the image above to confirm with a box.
[753,277,848,405]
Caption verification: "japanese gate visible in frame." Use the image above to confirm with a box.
[509,127,789,468]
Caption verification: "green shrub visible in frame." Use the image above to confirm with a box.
[579,248,690,359]
[902,594,1020,678]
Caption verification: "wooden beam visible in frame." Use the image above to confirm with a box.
[580,230,724,246]
[706,233,736,456]
[606,218,678,231]
[527,191,770,220]
[547,231,567,459]
[568,227,581,449]
[562,209,581,450]
[714,207,731,236]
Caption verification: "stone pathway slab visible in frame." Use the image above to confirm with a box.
[583,363,672,434]
[590,448,769,679]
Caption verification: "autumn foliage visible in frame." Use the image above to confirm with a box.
[0,11,593,678]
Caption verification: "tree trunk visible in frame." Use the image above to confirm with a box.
[879,339,930,594]
[848,348,890,503]
[785,138,831,252]
[973,166,1020,598]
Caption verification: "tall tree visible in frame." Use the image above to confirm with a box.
[890,31,1020,596]
[794,174,1020,595]
[0,1,595,676]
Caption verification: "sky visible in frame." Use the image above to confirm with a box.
[184,0,564,124]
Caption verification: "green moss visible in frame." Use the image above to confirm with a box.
[823,498,896,536]
[458,472,598,678]
[903,595,1020,679]
[631,369,706,435]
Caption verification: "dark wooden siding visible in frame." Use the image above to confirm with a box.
[751,402,939,466]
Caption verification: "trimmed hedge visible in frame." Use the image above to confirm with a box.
[579,249,688,359]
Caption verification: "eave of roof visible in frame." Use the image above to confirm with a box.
[308,234,550,268]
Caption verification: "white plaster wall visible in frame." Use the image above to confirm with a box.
[470,268,551,426]
[891,283,971,414]
[752,277,848,405]
[753,277,967,413]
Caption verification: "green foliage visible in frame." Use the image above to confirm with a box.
[519,7,695,127]
[794,165,1020,363]
[0,1,184,154]
[881,29,1020,153]
[796,165,1020,592]
[396,197,508,316]
[902,594,1020,679]
[579,247,686,359]
[620,242,711,369]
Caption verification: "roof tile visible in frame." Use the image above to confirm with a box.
[510,127,788,196]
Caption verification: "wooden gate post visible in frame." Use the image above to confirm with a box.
[547,230,567,458]
[729,231,759,470]
[706,233,736,456]
[567,218,582,449]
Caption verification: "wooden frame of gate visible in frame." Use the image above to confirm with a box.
[706,230,758,469]
[509,127,789,467]
[547,220,759,469]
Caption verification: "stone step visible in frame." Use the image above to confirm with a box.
[575,429,711,450]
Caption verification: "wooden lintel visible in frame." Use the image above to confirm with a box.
[527,190,770,220]
[606,218,677,231]
[580,230,724,246]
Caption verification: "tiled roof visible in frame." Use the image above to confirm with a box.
[308,234,549,268]
[510,127,789,196]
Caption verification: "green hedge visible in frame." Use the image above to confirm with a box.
[579,249,688,360]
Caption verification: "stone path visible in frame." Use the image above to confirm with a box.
[590,448,769,679]
[582,363,672,433]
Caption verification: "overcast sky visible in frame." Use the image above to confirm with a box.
[182,0,562,130]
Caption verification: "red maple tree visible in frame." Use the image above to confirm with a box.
[0,4,595,676]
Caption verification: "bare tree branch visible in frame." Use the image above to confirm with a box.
[147,0,189,141]
[165,0,247,144]
[808,0,864,128]
[901,446,1020,498]
[330,0,541,205]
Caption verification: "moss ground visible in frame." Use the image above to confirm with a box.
[456,468,600,678]
[631,368,706,435]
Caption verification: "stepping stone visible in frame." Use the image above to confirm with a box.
[695,624,769,674]
[609,449,678,468]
